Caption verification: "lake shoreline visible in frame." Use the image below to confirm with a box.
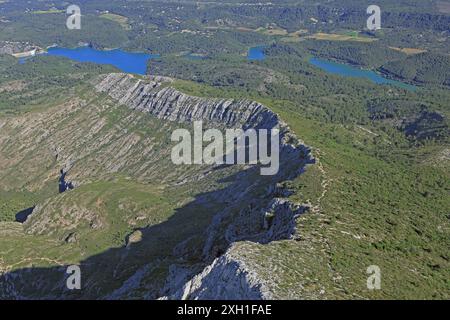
[44,46,159,75]
[309,56,418,91]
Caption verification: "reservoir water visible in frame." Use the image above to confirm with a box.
[248,46,266,61]
[32,46,416,91]
[46,46,159,75]
[15,207,35,223]
[309,57,416,91]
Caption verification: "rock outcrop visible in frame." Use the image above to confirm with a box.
[95,73,279,130]
[94,73,315,300]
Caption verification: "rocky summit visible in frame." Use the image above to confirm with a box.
[0,72,313,299]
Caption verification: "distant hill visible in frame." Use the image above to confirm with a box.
[380,53,450,86]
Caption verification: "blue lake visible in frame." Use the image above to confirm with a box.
[309,57,416,91]
[46,46,159,75]
[248,46,266,61]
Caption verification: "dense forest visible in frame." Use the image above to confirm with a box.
[380,52,450,86]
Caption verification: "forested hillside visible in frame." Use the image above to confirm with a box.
[380,53,450,86]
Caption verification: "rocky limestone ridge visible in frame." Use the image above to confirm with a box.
[159,198,311,300]
[157,200,309,300]
[95,73,280,130]
[225,198,308,245]
[93,73,315,300]
[160,243,273,300]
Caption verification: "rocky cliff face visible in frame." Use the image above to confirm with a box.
[162,244,273,300]
[93,73,314,300]
[0,72,313,300]
[95,73,280,130]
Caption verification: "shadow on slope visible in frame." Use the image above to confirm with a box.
[0,150,313,299]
